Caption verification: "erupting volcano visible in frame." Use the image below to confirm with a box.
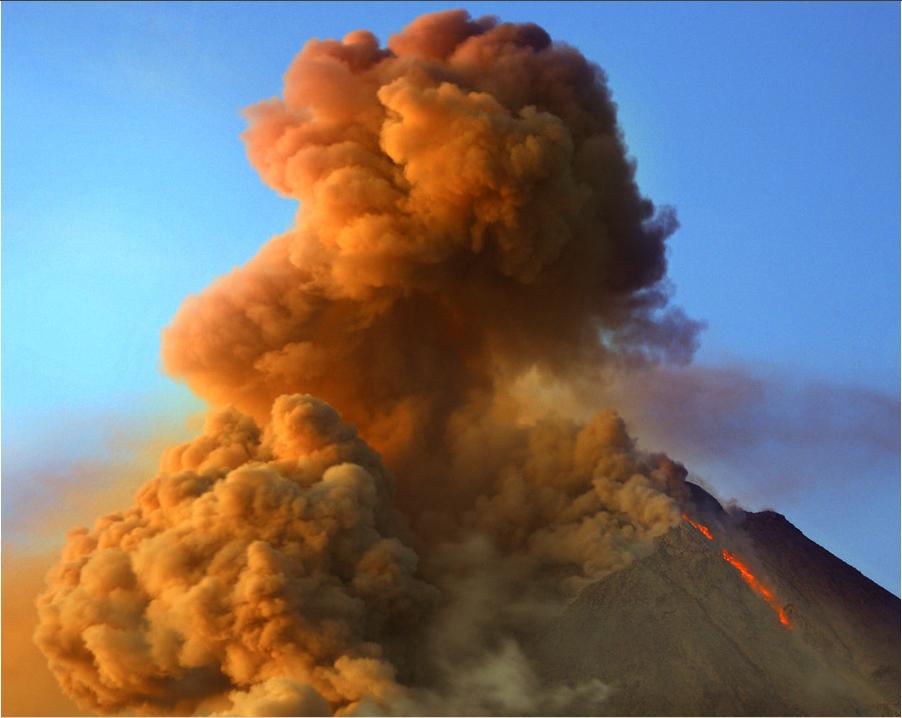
[29,9,898,717]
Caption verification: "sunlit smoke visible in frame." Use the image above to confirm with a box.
[35,10,704,716]
[160,7,701,523]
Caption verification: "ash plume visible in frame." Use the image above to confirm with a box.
[36,10,701,716]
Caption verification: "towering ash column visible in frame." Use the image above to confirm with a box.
[35,10,705,716]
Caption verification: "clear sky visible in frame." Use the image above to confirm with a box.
[3,2,899,590]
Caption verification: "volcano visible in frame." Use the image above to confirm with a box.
[529,483,900,716]
[23,10,899,717]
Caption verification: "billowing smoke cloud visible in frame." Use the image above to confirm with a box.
[160,8,700,524]
[36,397,685,715]
[36,10,700,715]
[36,397,434,714]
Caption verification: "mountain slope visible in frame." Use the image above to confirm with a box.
[529,484,900,716]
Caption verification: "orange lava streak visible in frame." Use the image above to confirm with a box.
[721,549,792,628]
[681,513,713,540]
[682,513,791,629]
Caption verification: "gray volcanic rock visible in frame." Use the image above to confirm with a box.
[529,484,900,716]
[741,508,900,714]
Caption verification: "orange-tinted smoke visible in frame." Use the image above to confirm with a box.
[34,397,690,716]
[36,11,705,716]
[161,9,701,522]
[34,397,435,715]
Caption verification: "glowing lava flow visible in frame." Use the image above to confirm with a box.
[721,549,792,627]
[681,513,713,540]
[682,515,792,629]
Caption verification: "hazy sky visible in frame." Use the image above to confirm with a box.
[3,2,899,590]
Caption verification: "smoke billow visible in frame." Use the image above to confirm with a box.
[36,10,701,715]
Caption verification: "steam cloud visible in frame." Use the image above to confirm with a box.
[35,10,701,715]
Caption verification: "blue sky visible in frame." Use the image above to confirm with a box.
[3,2,899,590]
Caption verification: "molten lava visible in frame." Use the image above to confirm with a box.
[721,549,792,627]
[681,513,713,540]
[682,515,792,629]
